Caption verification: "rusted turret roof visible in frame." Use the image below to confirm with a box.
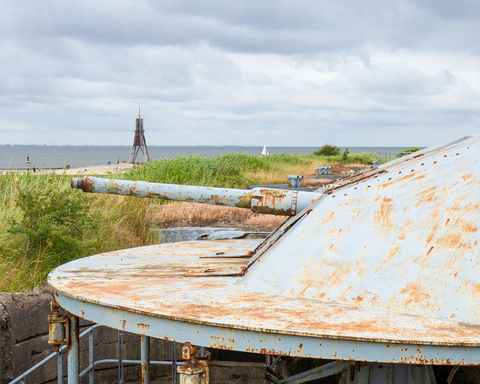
[49,135,480,365]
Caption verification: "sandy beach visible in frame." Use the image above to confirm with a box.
[0,162,135,176]
[53,162,135,175]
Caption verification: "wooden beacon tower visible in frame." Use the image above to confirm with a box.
[129,107,150,164]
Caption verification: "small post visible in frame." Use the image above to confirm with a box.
[67,314,79,384]
[118,330,124,384]
[141,335,150,384]
[89,328,94,384]
[57,350,63,384]
[287,175,303,188]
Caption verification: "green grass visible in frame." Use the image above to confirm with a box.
[123,152,377,187]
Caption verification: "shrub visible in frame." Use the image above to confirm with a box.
[8,181,99,265]
[313,144,340,156]
[396,147,420,158]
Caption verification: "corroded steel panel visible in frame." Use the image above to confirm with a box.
[242,135,480,325]
[50,241,480,364]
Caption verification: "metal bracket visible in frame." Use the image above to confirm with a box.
[177,342,209,384]
[47,300,69,352]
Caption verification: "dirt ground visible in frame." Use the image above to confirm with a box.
[154,202,287,232]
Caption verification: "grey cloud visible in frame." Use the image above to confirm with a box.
[3,0,480,55]
[1,0,480,146]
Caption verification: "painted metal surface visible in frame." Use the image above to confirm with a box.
[49,135,480,366]
[53,287,480,365]
[141,335,150,384]
[67,315,79,384]
[71,176,320,216]
[51,239,480,364]
[241,135,480,325]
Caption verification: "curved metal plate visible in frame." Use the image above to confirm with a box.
[49,240,480,365]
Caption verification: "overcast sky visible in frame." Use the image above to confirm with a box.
[1,0,480,146]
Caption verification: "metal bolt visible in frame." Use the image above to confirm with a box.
[182,342,196,360]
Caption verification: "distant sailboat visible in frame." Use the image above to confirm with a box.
[261,144,269,156]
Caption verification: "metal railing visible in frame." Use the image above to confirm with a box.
[9,324,182,384]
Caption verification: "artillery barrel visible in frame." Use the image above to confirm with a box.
[71,176,320,216]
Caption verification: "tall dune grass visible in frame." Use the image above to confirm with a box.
[123,152,374,187]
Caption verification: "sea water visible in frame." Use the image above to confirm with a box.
[0,145,409,169]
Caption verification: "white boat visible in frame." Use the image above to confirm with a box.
[261,144,269,156]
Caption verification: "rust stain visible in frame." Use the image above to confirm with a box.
[414,186,438,207]
[297,343,304,355]
[137,323,150,332]
[323,227,337,239]
[425,210,440,245]
[374,197,394,230]
[82,176,94,192]
[398,281,432,309]
[462,172,474,182]
[374,245,400,273]
[377,172,426,190]
[322,211,335,224]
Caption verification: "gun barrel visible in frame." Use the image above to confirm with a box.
[71,176,319,216]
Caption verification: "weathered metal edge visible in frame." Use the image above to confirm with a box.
[54,292,480,365]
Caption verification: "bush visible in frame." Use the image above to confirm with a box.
[352,152,377,164]
[396,147,420,158]
[0,173,158,291]
[8,181,99,265]
[313,144,340,156]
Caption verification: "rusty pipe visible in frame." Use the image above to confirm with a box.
[71,176,320,216]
